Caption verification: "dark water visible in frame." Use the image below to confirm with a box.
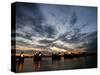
[16,55,97,73]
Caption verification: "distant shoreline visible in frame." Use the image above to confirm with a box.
[12,53,97,58]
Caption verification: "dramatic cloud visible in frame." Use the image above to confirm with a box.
[38,39,53,44]
[13,2,97,53]
[69,12,77,26]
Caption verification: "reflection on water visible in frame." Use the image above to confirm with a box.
[16,55,97,73]
[16,62,24,72]
[33,61,41,71]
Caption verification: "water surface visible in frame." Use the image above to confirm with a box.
[16,55,97,73]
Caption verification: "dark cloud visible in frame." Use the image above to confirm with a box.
[32,23,56,38]
[83,38,97,53]
[43,25,55,38]
[54,27,81,43]
[70,12,77,26]
[16,41,30,47]
[15,2,97,53]
[38,39,53,44]
[80,32,97,42]
[16,2,44,30]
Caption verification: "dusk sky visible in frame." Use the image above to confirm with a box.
[15,2,97,53]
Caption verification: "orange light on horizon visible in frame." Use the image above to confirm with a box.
[50,46,66,52]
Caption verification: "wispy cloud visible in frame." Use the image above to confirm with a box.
[14,2,97,53]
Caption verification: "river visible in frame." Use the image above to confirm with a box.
[16,55,97,73]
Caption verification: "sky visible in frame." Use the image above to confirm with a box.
[13,2,97,53]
